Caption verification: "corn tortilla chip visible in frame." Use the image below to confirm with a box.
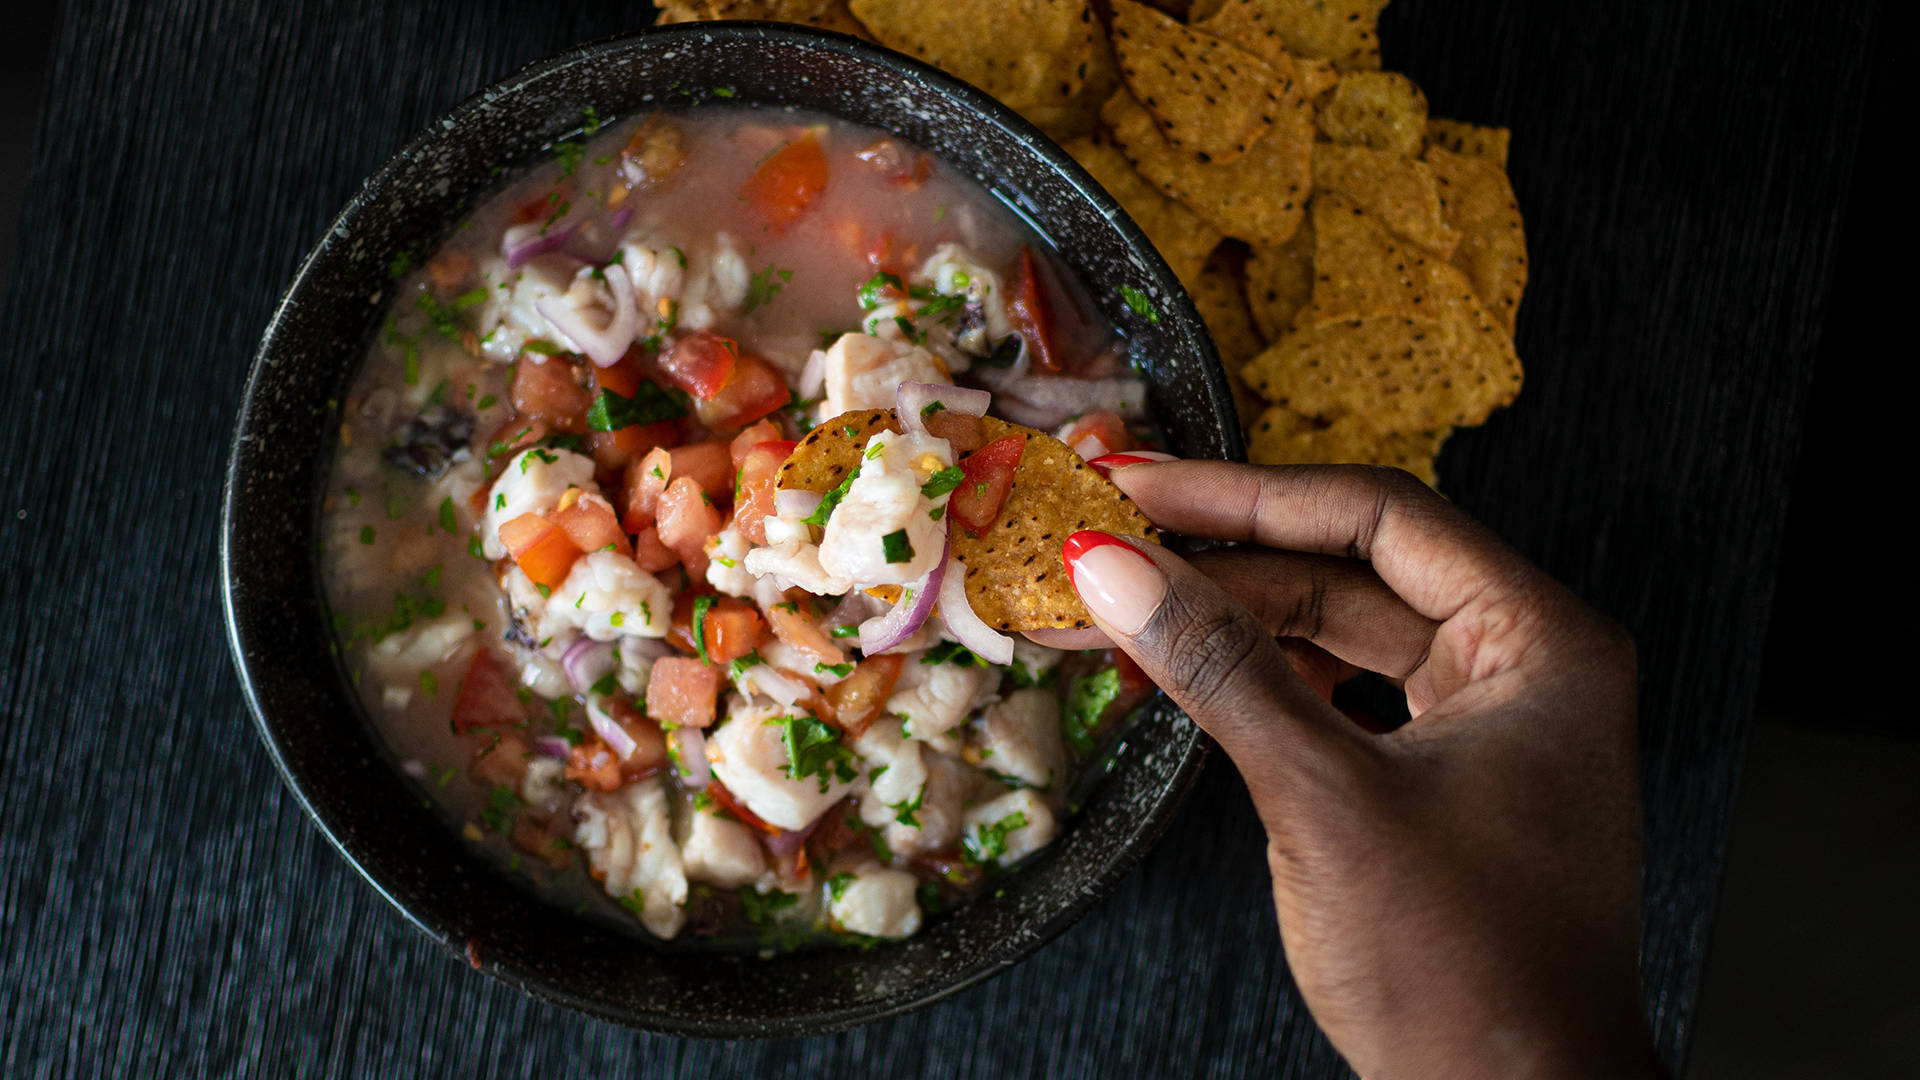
[1021,10,1121,141]
[777,411,1157,631]
[1425,118,1510,168]
[1247,404,1446,485]
[1301,192,1445,328]
[1241,264,1521,430]
[1231,0,1387,70]
[849,0,1094,112]
[1188,249,1266,424]
[1102,86,1312,248]
[658,0,871,37]
[1242,220,1313,341]
[1065,134,1221,289]
[1311,143,1459,258]
[1426,146,1527,336]
[1317,71,1427,156]
[1111,0,1282,164]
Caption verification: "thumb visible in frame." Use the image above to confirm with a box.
[1061,531,1354,795]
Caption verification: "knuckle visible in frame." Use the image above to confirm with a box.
[1155,600,1267,717]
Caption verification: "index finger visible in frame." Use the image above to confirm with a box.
[1108,460,1540,624]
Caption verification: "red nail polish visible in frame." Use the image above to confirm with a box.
[1061,530,1147,588]
[1086,451,1176,479]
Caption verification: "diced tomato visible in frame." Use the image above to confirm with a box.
[706,779,779,835]
[1057,410,1133,460]
[949,434,1026,537]
[511,355,591,432]
[590,351,648,399]
[587,420,679,472]
[740,130,828,231]
[565,738,625,792]
[825,653,903,738]
[657,481,718,583]
[498,512,585,590]
[729,420,786,469]
[695,353,791,430]
[621,446,675,532]
[702,599,766,664]
[763,599,845,666]
[923,409,986,454]
[1006,245,1062,374]
[479,417,553,489]
[659,330,738,400]
[469,730,531,787]
[647,656,724,729]
[511,184,572,225]
[549,492,632,560]
[668,441,735,501]
[630,525,679,573]
[731,440,797,545]
[450,649,527,734]
[610,698,671,777]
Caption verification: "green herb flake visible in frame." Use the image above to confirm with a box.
[858,271,903,310]
[1118,284,1161,324]
[690,594,715,664]
[830,624,860,639]
[962,810,1030,866]
[586,381,688,431]
[437,497,457,534]
[742,264,791,315]
[881,529,914,564]
[419,670,439,696]
[589,671,619,698]
[813,661,854,679]
[770,712,856,793]
[803,462,862,527]
[922,640,986,668]
[827,871,857,902]
[1062,666,1123,752]
[480,784,523,833]
[522,339,565,356]
[888,788,924,828]
[919,465,965,498]
[359,525,376,546]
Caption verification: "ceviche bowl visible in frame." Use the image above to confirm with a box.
[223,21,1240,1036]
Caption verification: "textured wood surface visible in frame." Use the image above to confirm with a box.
[0,1,1876,1076]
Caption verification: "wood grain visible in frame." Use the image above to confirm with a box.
[0,0,1877,1075]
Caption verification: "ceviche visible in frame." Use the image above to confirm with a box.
[322,106,1162,949]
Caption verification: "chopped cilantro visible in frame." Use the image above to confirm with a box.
[359,525,376,546]
[881,529,914,564]
[522,339,565,356]
[742,265,793,314]
[437,496,457,534]
[418,670,439,696]
[770,712,857,792]
[479,784,523,833]
[922,640,986,667]
[962,810,1030,866]
[690,594,715,664]
[920,465,965,498]
[739,888,800,926]
[827,871,856,902]
[586,381,687,431]
[727,651,764,680]
[813,661,854,678]
[415,292,461,340]
[917,293,965,321]
[889,788,924,828]
[1062,666,1123,752]
[802,462,862,527]
[857,271,903,310]
[1118,284,1161,324]
[387,250,415,279]
[830,625,860,639]
[589,671,619,698]
[864,441,886,460]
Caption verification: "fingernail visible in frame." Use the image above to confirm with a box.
[1086,450,1177,479]
[1061,531,1166,636]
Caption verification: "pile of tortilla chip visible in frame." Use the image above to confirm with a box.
[777,409,1159,631]
[655,0,1527,487]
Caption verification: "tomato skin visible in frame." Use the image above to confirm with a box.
[565,738,625,792]
[696,353,791,430]
[1006,245,1062,373]
[630,525,679,573]
[824,653,903,738]
[702,599,766,664]
[659,331,738,400]
[731,440,797,545]
[587,420,679,473]
[450,649,527,734]
[511,355,592,432]
[647,656,724,729]
[621,446,675,533]
[948,434,1026,537]
[1057,410,1133,460]
[668,441,735,502]
[656,477,721,581]
[549,492,632,560]
[706,779,779,834]
[498,512,585,590]
[729,420,786,469]
[740,131,829,230]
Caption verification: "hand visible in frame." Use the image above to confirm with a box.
[1046,458,1666,1080]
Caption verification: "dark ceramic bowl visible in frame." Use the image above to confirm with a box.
[221,22,1241,1037]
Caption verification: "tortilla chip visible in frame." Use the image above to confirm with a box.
[1111,0,1282,164]
[1311,143,1459,258]
[1188,249,1266,424]
[1425,118,1510,168]
[1247,405,1446,485]
[1242,220,1313,341]
[849,0,1094,113]
[1022,10,1122,140]
[1425,146,1527,336]
[1102,85,1312,248]
[777,411,1157,631]
[1317,71,1427,157]
[658,0,871,36]
[1065,134,1221,289]
[1193,0,1385,71]
[1300,192,1446,327]
[1241,265,1521,430]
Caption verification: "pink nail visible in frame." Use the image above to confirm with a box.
[1062,531,1166,636]
[1086,450,1178,479]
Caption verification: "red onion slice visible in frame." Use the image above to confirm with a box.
[896,380,990,439]
[561,636,617,695]
[822,589,887,636]
[773,488,822,520]
[535,263,637,367]
[669,726,710,790]
[532,735,574,760]
[859,532,949,655]
[586,695,639,760]
[504,222,574,269]
[936,550,1014,665]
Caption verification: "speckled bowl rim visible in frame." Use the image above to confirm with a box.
[222,21,1240,1038]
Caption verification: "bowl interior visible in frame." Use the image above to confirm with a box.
[222,22,1240,1037]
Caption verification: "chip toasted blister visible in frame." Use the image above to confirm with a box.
[849,0,1094,113]
[778,410,1158,631]
[1064,134,1220,289]
[1110,0,1281,164]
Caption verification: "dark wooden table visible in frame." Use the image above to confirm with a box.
[0,2,1877,1075]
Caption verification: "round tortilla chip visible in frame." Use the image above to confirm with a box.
[1111,0,1282,164]
[849,0,1095,113]
[777,411,1158,632]
[1102,85,1312,248]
